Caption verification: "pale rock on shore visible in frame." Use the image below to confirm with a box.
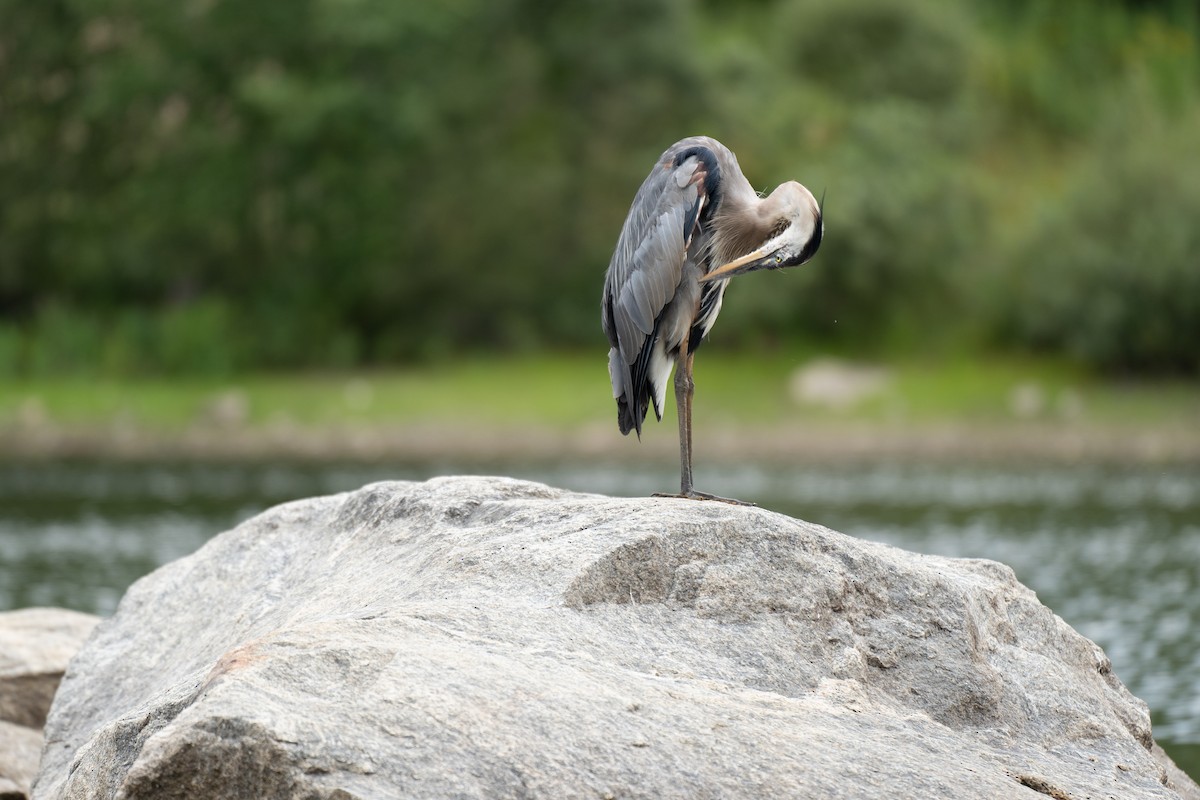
[0,609,99,799]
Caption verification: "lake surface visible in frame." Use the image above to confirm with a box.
[2,458,1197,779]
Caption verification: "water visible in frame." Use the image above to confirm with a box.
[2,458,1197,779]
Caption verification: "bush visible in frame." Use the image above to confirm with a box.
[0,325,23,378]
[780,0,972,105]
[971,1,1197,140]
[993,110,1200,374]
[0,0,704,371]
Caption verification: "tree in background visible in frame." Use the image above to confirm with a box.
[1,0,1197,376]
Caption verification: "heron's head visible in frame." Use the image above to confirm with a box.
[700,181,823,282]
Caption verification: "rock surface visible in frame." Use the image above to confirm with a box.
[33,476,1196,799]
[1,721,42,800]
[0,608,100,800]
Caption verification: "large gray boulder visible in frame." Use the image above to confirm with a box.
[33,476,1196,799]
[1,608,100,800]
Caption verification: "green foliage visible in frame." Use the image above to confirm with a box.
[0,326,19,376]
[994,107,1200,373]
[0,0,703,371]
[0,0,1198,376]
[18,300,238,377]
[972,0,1200,139]
[782,0,971,105]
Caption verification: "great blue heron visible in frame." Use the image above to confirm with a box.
[602,136,823,502]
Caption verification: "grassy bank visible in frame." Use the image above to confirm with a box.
[3,353,1198,464]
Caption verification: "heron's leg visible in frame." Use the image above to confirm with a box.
[649,348,755,506]
[684,351,697,474]
[676,349,695,496]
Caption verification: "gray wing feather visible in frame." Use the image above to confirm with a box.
[602,150,707,381]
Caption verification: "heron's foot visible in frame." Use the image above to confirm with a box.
[652,491,756,507]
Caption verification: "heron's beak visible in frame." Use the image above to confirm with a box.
[698,247,780,282]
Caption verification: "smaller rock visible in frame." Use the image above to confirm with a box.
[1009,381,1045,418]
[789,358,890,410]
[197,389,249,428]
[0,721,41,799]
[0,608,99,729]
[14,399,49,431]
[0,608,100,800]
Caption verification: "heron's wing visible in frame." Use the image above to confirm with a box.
[602,141,721,435]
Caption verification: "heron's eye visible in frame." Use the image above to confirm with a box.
[775,255,783,264]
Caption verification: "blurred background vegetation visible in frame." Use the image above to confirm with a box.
[1,0,1198,378]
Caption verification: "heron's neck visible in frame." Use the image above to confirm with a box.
[712,188,781,264]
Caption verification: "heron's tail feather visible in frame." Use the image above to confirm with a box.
[610,347,643,438]
[616,393,648,439]
[611,330,674,439]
